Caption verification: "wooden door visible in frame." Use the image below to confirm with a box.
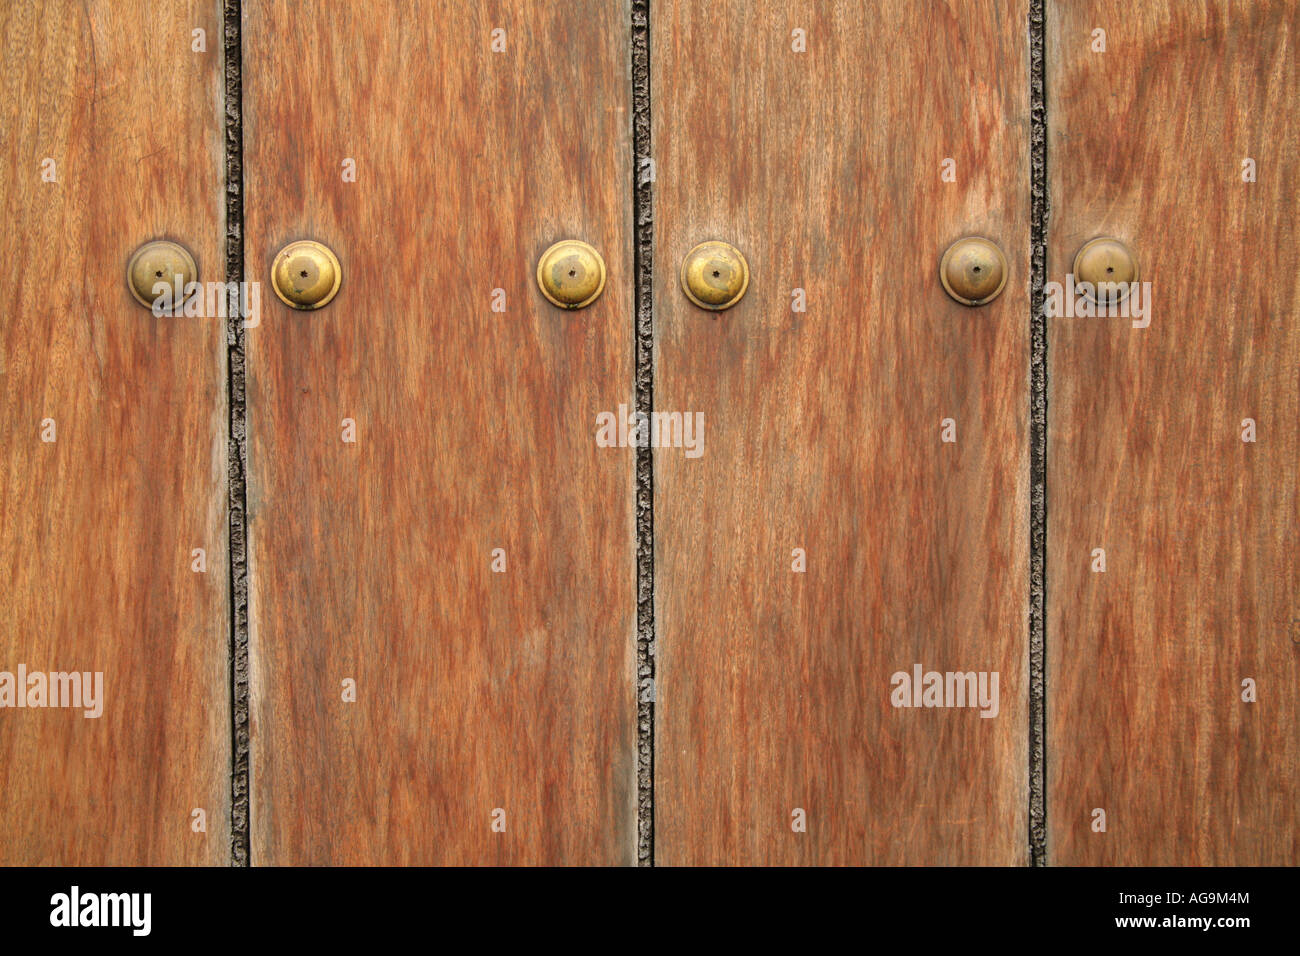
[652,0,1032,865]
[1045,0,1300,865]
[241,0,638,865]
[1,0,1295,868]
[0,0,230,865]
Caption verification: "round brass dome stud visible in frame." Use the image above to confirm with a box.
[126,240,198,311]
[939,236,1008,306]
[536,240,607,309]
[1073,237,1138,306]
[680,240,749,311]
[271,240,342,310]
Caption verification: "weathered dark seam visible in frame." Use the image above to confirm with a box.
[223,0,250,868]
[1028,0,1050,867]
[631,0,655,867]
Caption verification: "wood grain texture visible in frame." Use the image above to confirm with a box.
[653,0,1030,865]
[1047,0,1300,864]
[0,0,230,864]
[244,0,637,865]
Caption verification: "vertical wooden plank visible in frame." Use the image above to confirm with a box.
[654,1,1030,864]
[1047,0,1300,864]
[244,1,636,864]
[0,1,230,864]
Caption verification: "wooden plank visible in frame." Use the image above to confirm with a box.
[0,0,230,864]
[1047,0,1300,864]
[244,0,637,864]
[653,0,1031,864]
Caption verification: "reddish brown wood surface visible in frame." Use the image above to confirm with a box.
[653,0,1031,864]
[1047,0,1300,864]
[0,0,230,864]
[6,0,1294,871]
[244,0,637,865]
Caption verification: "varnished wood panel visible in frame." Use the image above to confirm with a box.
[1047,0,1300,864]
[654,1,1031,864]
[244,0,636,864]
[0,1,230,864]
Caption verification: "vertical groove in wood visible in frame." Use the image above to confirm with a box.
[631,0,656,868]
[0,0,231,864]
[653,0,1031,865]
[222,0,250,867]
[1047,0,1300,865]
[1028,0,1050,867]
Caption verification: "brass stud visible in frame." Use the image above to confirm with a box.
[271,240,342,310]
[536,240,606,309]
[939,236,1008,306]
[126,240,198,311]
[1073,237,1138,305]
[680,240,749,311]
